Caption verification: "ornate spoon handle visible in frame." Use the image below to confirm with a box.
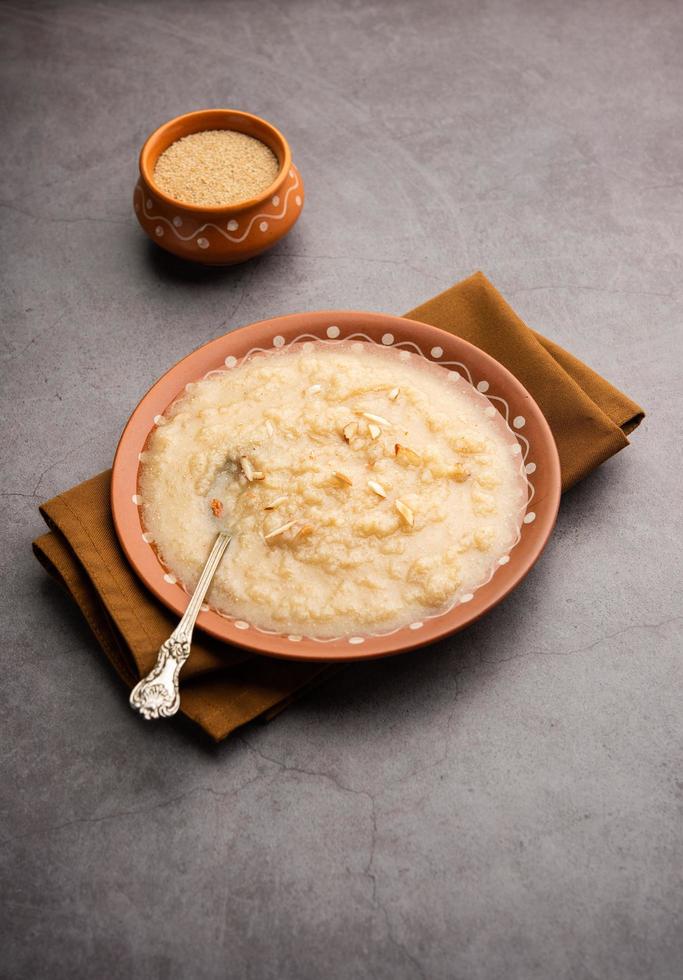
[129,531,232,720]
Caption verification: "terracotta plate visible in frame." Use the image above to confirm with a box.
[112,311,561,661]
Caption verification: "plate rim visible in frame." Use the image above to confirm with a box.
[112,310,561,661]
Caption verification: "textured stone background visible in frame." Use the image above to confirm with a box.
[1,1,682,977]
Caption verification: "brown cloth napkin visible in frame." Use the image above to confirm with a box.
[33,272,644,740]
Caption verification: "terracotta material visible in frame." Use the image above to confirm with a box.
[134,109,304,265]
[111,312,561,661]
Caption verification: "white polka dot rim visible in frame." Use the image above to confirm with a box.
[138,336,532,641]
[118,311,554,654]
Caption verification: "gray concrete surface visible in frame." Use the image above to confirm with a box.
[2,1,682,977]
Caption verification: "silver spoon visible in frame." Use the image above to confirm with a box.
[129,531,232,720]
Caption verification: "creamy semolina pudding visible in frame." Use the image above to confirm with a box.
[139,342,527,637]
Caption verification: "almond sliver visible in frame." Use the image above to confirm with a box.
[362,412,390,426]
[264,520,297,541]
[293,523,314,540]
[343,421,358,442]
[395,499,414,526]
[394,443,421,465]
[240,456,262,481]
[264,495,288,510]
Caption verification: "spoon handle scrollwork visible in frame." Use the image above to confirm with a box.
[129,532,232,720]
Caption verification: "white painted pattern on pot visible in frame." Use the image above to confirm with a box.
[136,169,301,247]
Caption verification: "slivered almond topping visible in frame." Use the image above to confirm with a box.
[210,498,223,518]
[394,443,421,464]
[264,495,288,510]
[308,384,322,394]
[264,520,297,541]
[293,523,314,540]
[388,387,400,401]
[334,471,353,486]
[343,421,358,442]
[240,456,260,481]
[362,412,390,426]
[367,479,387,498]
[265,420,275,437]
[395,499,414,526]
[368,423,382,440]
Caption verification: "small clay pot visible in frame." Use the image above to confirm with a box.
[134,109,304,265]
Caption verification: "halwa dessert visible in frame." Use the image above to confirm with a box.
[139,342,527,637]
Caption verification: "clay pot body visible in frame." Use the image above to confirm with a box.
[134,109,303,265]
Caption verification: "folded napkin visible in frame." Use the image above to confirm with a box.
[33,272,644,740]
[408,273,643,489]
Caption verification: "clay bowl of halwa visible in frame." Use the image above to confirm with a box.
[111,311,560,661]
[134,109,304,265]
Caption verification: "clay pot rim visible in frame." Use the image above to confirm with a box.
[139,108,293,215]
